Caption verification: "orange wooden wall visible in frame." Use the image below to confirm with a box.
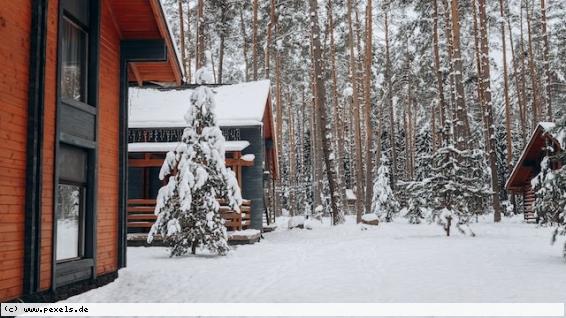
[0,0,121,301]
[0,1,31,301]
[96,0,120,276]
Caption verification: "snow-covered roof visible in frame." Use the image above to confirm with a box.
[128,141,250,153]
[129,80,271,128]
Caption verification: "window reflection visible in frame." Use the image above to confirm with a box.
[61,17,87,102]
[56,183,83,261]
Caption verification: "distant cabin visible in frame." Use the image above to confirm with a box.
[127,80,279,233]
[506,122,563,221]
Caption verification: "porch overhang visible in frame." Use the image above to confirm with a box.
[106,0,183,85]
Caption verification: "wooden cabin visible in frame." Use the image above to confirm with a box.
[506,123,562,221]
[0,0,182,302]
[126,81,279,236]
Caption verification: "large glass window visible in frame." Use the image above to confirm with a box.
[56,145,87,261]
[61,17,88,103]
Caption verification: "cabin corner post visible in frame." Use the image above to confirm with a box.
[24,0,49,296]
[118,52,128,269]
[118,40,168,268]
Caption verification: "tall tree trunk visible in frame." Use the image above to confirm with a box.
[384,9,397,191]
[309,43,322,211]
[505,1,527,145]
[196,0,205,69]
[363,0,374,214]
[472,0,489,160]
[288,92,296,216]
[266,0,276,78]
[441,0,456,121]
[327,0,347,213]
[178,0,187,76]
[478,0,503,222]
[498,0,513,166]
[275,54,283,217]
[252,0,259,80]
[432,0,446,146]
[519,3,530,132]
[308,0,345,225]
[540,0,552,121]
[186,0,192,83]
[217,4,227,84]
[525,0,541,126]
[239,7,250,82]
[449,0,470,148]
[347,0,365,222]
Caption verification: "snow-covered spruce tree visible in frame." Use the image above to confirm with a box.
[427,123,490,236]
[404,181,428,224]
[371,155,400,222]
[532,116,566,258]
[415,124,433,182]
[148,62,242,256]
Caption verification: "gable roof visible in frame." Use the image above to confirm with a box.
[505,122,561,190]
[129,80,271,128]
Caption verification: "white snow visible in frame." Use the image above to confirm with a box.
[128,141,250,153]
[228,229,261,238]
[129,80,271,128]
[345,189,356,200]
[361,214,379,222]
[67,216,566,303]
[241,154,255,162]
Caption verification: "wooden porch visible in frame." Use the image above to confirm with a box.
[127,198,252,232]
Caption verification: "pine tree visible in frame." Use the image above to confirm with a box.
[427,122,490,236]
[532,116,566,225]
[371,155,400,222]
[404,181,428,224]
[148,60,242,256]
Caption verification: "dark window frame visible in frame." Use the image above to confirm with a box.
[53,0,100,289]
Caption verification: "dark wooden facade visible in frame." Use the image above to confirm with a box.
[0,0,182,301]
[506,123,562,221]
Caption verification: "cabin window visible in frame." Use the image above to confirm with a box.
[56,145,87,261]
[60,17,88,103]
[54,0,99,285]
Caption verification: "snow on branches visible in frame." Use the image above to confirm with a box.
[532,115,566,258]
[148,62,242,256]
[371,155,400,222]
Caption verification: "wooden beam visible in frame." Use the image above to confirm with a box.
[129,159,163,167]
[121,40,167,62]
[225,158,254,167]
[128,63,143,86]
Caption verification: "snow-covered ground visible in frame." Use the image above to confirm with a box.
[68,216,565,303]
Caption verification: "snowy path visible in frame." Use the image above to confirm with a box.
[69,217,566,303]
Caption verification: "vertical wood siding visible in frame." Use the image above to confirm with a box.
[0,1,31,301]
[96,0,120,275]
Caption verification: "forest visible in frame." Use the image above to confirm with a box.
[160,0,566,232]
